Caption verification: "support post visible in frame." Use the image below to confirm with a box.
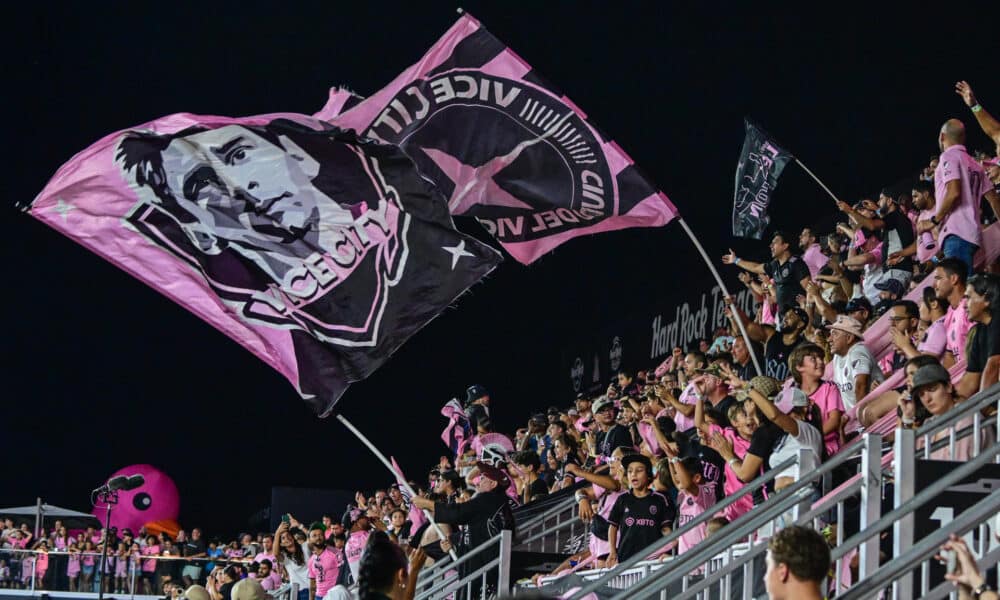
[678,218,762,376]
[893,427,916,599]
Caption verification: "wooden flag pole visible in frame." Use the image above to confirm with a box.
[794,158,841,204]
[336,414,459,560]
[678,218,764,377]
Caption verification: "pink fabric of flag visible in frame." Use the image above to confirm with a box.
[328,13,678,264]
[636,421,660,455]
[390,457,428,532]
[440,399,471,455]
[29,112,501,416]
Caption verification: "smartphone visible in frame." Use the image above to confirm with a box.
[281,514,290,524]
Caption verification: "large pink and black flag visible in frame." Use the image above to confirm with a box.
[29,112,501,416]
[328,13,678,265]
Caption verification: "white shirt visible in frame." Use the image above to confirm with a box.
[833,342,885,411]
[282,543,312,590]
[769,420,823,480]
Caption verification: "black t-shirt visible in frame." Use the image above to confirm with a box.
[183,538,206,558]
[525,478,549,502]
[747,421,783,505]
[879,209,915,272]
[764,333,803,381]
[764,256,810,312]
[967,319,1000,374]
[435,490,515,573]
[597,424,633,457]
[608,491,675,561]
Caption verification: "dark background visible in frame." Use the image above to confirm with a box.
[4,2,997,536]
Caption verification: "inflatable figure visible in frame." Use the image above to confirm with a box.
[92,464,180,538]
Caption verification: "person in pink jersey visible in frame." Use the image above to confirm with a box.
[787,344,845,456]
[667,456,716,560]
[933,258,974,369]
[341,507,372,584]
[695,386,758,522]
[307,522,343,600]
[919,118,1000,273]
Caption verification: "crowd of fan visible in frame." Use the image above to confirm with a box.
[3,82,1000,600]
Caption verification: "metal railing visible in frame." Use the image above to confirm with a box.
[838,441,1000,599]
[413,529,512,600]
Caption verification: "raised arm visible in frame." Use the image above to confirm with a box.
[956,81,1000,148]
[722,248,766,275]
[748,388,799,436]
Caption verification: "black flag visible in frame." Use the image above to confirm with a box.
[732,119,793,239]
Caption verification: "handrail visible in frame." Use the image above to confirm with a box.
[840,487,1000,599]
[413,530,511,599]
[831,439,1000,564]
[915,381,1000,439]
[564,455,795,599]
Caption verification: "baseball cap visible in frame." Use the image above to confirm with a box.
[530,413,548,426]
[874,278,905,297]
[466,384,489,404]
[592,396,616,413]
[784,306,810,324]
[475,461,511,488]
[911,363,950,394]
[775,386,810,413]
[826,314,864,338]
[546,406,561,416]
[695,364,726,379]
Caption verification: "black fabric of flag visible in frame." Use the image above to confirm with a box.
[732,119,793,239]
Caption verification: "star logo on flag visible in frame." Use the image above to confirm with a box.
[421,145,535,215]
[53,198,76,221]
[442,240,475,270]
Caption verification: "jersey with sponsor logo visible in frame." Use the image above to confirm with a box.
[607,491,675,562]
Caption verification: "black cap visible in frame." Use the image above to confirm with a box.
[845,297,873,314]
[466,384,489,404]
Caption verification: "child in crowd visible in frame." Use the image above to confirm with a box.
[667,456,716,556]
[607,454,675,565]
[115,541,129,593]
[67,541,80,591]
[0,559,10,588]
[81,540,97,591]
[33,540,49,589]
[20,552,34,589]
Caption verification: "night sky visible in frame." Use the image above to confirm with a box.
[5,2,998,536]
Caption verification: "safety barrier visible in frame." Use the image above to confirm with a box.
[413,529,512,600]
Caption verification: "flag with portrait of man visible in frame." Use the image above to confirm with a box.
[29,112,501,416]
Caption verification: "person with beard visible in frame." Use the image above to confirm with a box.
[411,462,515,598]
[725,298,808,382]
[933,258,974,368]
[306,522,344,600]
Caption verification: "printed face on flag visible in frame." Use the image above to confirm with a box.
[330,14,677,264]
[117,119,405,345]
[33,114,501,415]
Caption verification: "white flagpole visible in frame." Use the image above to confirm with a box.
[794,158,840,204]
[677,218,763,377]
[335,414,459,560]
